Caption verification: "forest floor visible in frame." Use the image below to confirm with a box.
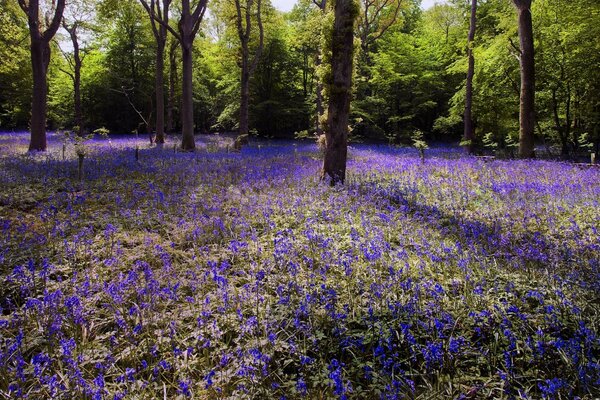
[0,131,599,399]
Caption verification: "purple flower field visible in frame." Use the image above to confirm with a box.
[1,132,599,399]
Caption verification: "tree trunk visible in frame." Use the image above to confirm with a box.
[514,0,535,158]
[234,0,263,148]
[64,21,84,136]
[314,0,326,137]
[140,0,206,149]
[69,27,84,137]
[19,0,65,152]
[29,38,49,151]
[74,61,83,136]
[167,40,178,133]
[181,43,195,150]
[155,37,166,144]
[239,54,250,142]
[315,51,324,136]
[463,0,477,154]
[322,0,356,185]
[551,88,569,158]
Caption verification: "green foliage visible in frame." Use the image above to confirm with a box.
[0,0,31,128]
[0,0,599,152]
[411,128,428,150]
[482,131,498,150]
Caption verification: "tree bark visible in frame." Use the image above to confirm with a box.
[155,36,166,143]
[142,0,207,150]
[167,39,178,133]
[513,0,535,158]
[64,22,83,136]
[239,56,250,140]
[18,0,66,151]
[315,50,324,136]
[139,0,171,144]
[551,87,571,158]
[322,0,356,185]
[29,38,49,151]
[313,0,326,137]
[181,42,195,150]
[463,0,477,154]
[234,0,264,148]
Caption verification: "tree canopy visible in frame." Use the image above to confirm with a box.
[1,0,599,158]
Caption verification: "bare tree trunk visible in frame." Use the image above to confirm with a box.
[181,43,195,150]
[514,0,535,158]
[141,0,207,150]
[234,0,264,148]
[74,61,82,136]
[315,51,324,136]
[139,0,171,144]
[64,22,84,136]
[29,39,49,151]
[239,57,250,140]
[167,39,178,133]
[313,0,326,137]
[19,0,65,151]
[322,0,356,185]
[155,38,166,144]
[463,0,477,154]
[551,88,569,158]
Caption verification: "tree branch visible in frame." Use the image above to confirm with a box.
[249,0,264,74]
[140,0,182,42]
[59,67,75,80]
[191,0,208,25]
[368,0,401,44]
[17,0,28,14]
[508,37,521,56]
[192,2,208,38]
[42,0,66,42]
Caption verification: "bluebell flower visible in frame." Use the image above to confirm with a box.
[296,377,307,395]
[178,379,192,397]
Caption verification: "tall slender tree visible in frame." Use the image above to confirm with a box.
[233,0,264,147]
[61,21,84,136]
[61,0,94,137]
[463,0,477,154]
[143,0,208,150]
[166,37,179,133]
[512,0,535,158]
[312,0,327,137]
[138,0,171,145]
[17,0,66,151]
[322,0,357,185]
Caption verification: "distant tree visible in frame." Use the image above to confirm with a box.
[322,0,358,185]
[233,0,264,147]
[312,0,327,137]
[95,0,156,133]
[61,0,95,137]
[463,0,477,154]
[144,0,209,150]
[512,0,535,158]
[0,0,31,128]
[534,0,600,159]
[17,0,66,151]
[138,0,172,145]
[356,0,404,67]
[166,37,179,133]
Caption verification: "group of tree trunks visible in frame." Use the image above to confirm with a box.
[17,0,538,182]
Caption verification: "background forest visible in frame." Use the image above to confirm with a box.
[1,0,599,158]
